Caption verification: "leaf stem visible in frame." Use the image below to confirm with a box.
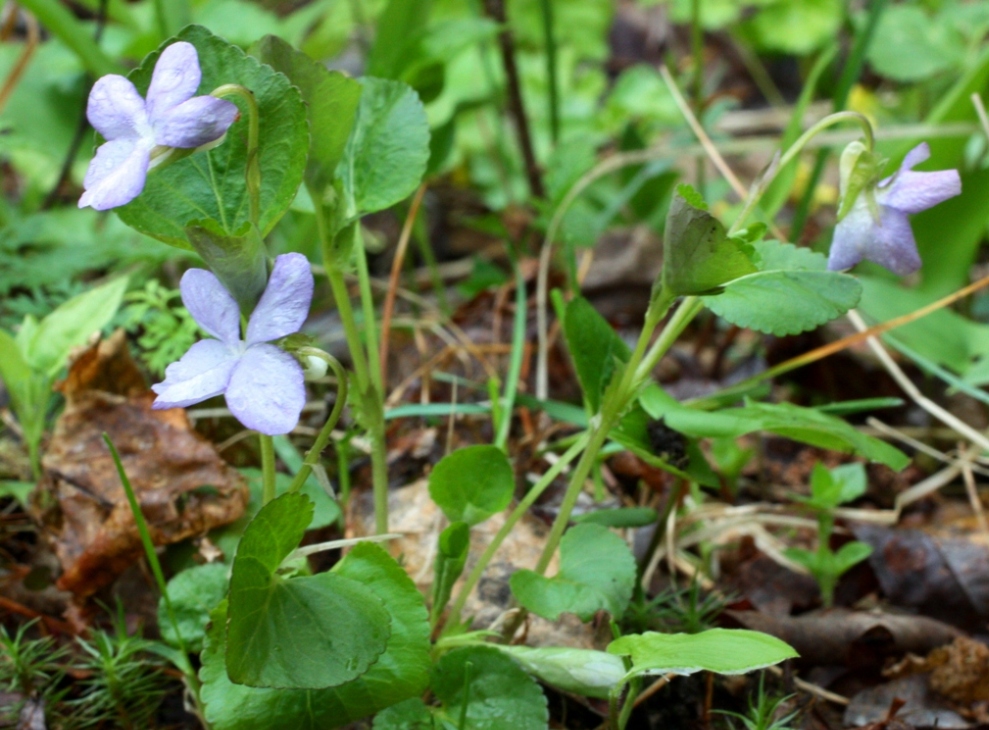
[210,84,262,228]
[494,257,528,450]
[259,434,276,505]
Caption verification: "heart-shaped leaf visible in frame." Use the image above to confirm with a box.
[428,445,514,526]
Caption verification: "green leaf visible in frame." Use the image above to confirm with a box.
[337,77,430,217]
[662,187,757,296]
[366,0,433,81]
[0,330,31,413]
[702,269,862,336]
[251,35,362,193]
[750,239,827,272]
[118,26,308,246]
[428,445,514,526]
[806,463,866,509]
[201,543,431,728]
[867,6,964,82]
[431,646,548,730]
[743,0,844,55]
[510,523,636,622]
[0,481,34,507]
[573,507,659,529]
[22,276,127,376]
[833,540,872,575]
[563,296,630,412]
[184,221,268,314]
[373,698,436,729]
[226,492,390,689]
[159,562,228,653]
[607,629,798,682]
[432,522,470,623]
[496,646,625,700]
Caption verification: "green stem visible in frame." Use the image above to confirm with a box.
[286,352,349,494]
[538,0,559,144]
[353,229,385,395]
[691,0,705,196]
[102,435,202,706]
[260,434,276,505]
[15,0,121,77]
[617,676,642,729]
[494,258,527,450]
[729,111,875,237]
[210,84,261,228]
[443,434,590,632]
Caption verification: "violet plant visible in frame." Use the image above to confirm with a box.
[75,24,964,730]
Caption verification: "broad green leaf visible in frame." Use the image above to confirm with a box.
[574,507,659,529]
[431,646,548,730]
[22,277,127,376]
[118,25,308,246]
[226,492,390,689]
[750,239,827,272]
[0,330,30,390]
[702,269,861,336]
[184,221,267,314]
[428,445,514,526]
[202,543,431,728]
[373,698,436,729]
[607,629,798,682]
[805,463,866,510]
[563,296,630,412]
[337,77,430,217]
[662,187,757,296]
[867,6,963,82]
[432,522,469,623]
[251,35,362,192]
[742,0,844,55]
[496,646,625,700]
[159,562,228,653]
[510,523,636,622]
[366,0,433,81]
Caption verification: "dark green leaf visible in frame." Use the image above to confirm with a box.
[432,522,470,622]
[563,296,630,412]
[373,698,436,729]
[226,492,390,689]
[428,445,514,526]
[159,562,228,653]
[574,507,658,528]
[510,524,636,622]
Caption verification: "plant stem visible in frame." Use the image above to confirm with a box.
[210,84,261,227]
[353,229,385,395]
[286,352,348,494]
[494,258,527,450]
[259,434,276,505]
[691,0,706,196]
[538,0,559,144]
[443,434,589,632]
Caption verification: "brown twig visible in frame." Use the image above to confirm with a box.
[0,6,39,114]
[379,184,427,385]
[483,0,546,200]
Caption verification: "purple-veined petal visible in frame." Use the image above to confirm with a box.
[146,42,202,121]
[86,75,150,140]
[880,169,961,214]
[827,199,873,271]
[153,95,238,148]
[864,208,921,276]
[78,137,154,211]
[180,269,242,344]
[151,339,239,409]
[901,142,931,171]
[245,253,314,345]
[224,344,306,435]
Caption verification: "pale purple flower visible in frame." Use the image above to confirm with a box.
[827,143,961,276]
[79,41,238,211]
[151,253,314,436]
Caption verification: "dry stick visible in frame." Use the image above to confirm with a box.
[846,309,989,455]
[959,443,989,541]
[868,417,989,478]
[483,0,545,200]
[379,184,427,385]
[0,6,39,113]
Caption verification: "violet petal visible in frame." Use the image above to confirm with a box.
[151,339,239,409]
[78,137,154,211]
[86,75,150,140]
[146,42,202,121]
[180,269,242,344]
[827,200,873,271]
[153,96,238,148]
[245,253,314,345]
[865,209,921,276]
[880,169,961,215]
[225,344,306,435]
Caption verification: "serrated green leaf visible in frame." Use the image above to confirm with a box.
[702,269,861,336]
[117,26,308,246]
[226,492,390,689]
[337,77,430,217]
[251,35,362,193]
[201,543,430,728]
[563,296,630,412]
[662,190,757,296]
[510,523,636,622]
[428,445,514,526]
[607,629,798,681]
[751,239,827,272]
[373,698,436,729]
[159,562,228,653]
[431,647,549,730]
[496,646,625,700]
[23,277,127,376]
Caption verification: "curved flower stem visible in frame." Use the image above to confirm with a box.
[210,84,261,227]
[286,351,349,495]
[259,434,276,505]
[443,433,590,633]
[729,110,875,236]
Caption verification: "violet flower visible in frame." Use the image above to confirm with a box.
[827,142,961,276]
[151,253,314,436]
[79,41,238,211]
